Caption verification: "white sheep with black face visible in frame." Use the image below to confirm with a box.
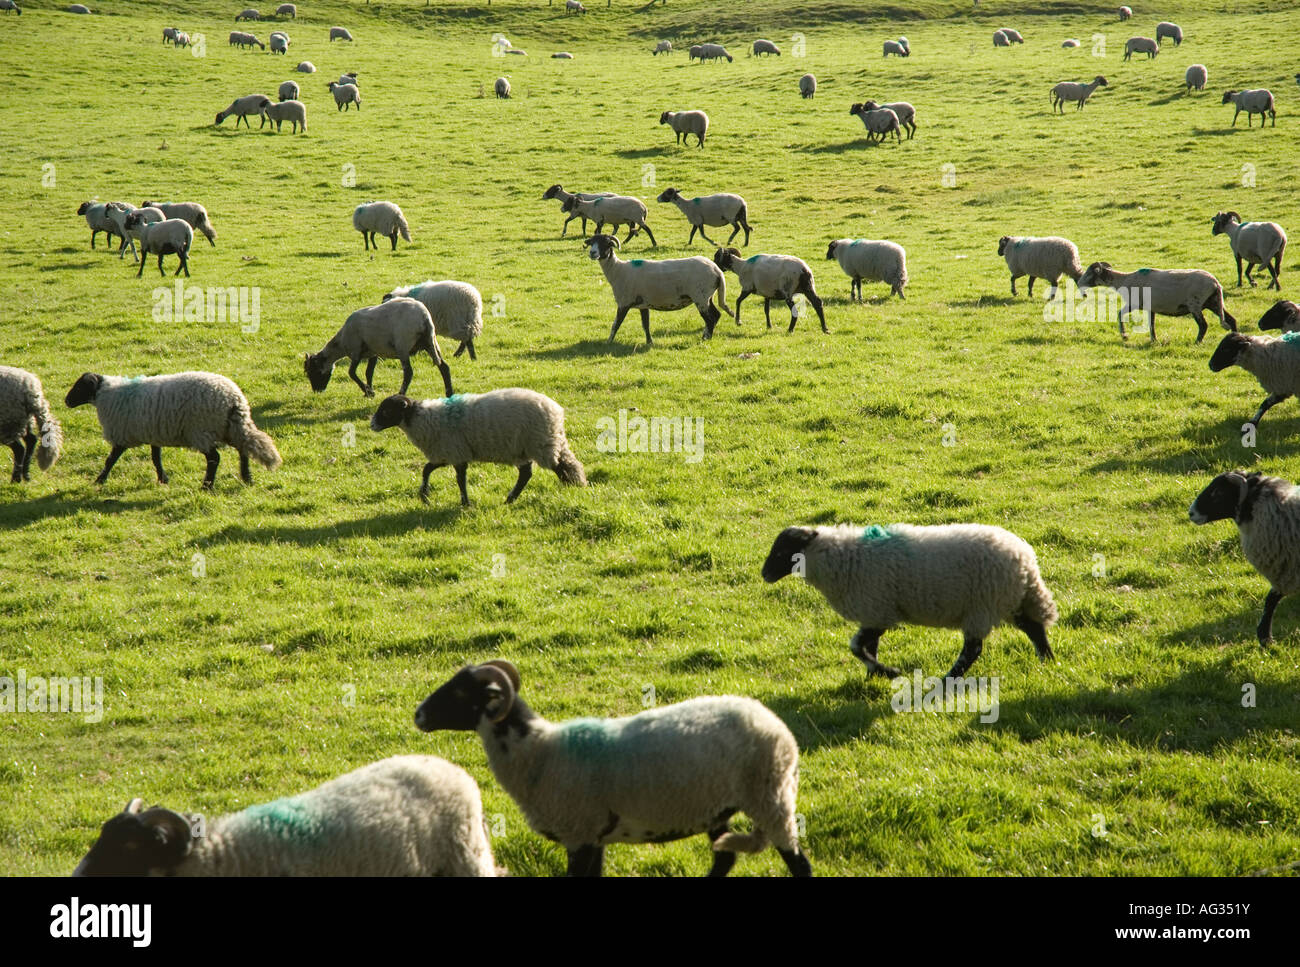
[1222,89,1275,127]
[561,194,656,245]
[1076,261,1235,342]
[998,235,1083,298]
[541,184,616,238]
[126,214,194,278]
[656,187,750,246]
[0,366,61,482]
[1208,331,1300,431]
[1211,211,1287,290]
[304,297,453,399]
[352,201,407,250]
[826,238,907,301]
[713,247,827,332]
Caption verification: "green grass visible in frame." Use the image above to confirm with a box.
[2,0,1299,876]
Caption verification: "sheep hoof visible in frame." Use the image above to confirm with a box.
[364,388,375,398]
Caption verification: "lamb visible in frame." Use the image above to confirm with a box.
[1212,212,1287,290]
[304,297,454,399]
[565,0,586,12]
[64,371,280,489]
[0,0,20,12]
[561,194,656,246]
[1118,6,1131,20]
[659,109,709,147]
[383,281,483,360]
[1222,89,1276,127]
[276,2,296,17]
[997,235,1083,298]
[0,366,61,483]
[695,43,733,63]
[235,8,260,21]
[541,184,616,237]
[328,80,361,111]
[753,39,781,56]
[1208,332,1300,430]
[295,61,316,73]
[849,103,902,143]
[1258,300,1300,333]
[139,201,218,247]
[329,26,352,41]
[262,99,306,133]
[76,201,121,251]
[713,247,827,333]
[882,39,908,57]
[762,523,1058,680]
[1051,75,1107,112]
[826,238,907,301]
[126,215,193,278]
[414,659,812,877]
[1189,471,1300,647]
[656,187,751,246]
[494,77,510,99]
[1076,261,1236,342]
[1155,21,1182,46]
[584,233,732,345]
[115,205,165,258]
[799,73,816,99]
[999,28,1024,43]
[73,756,498,877]
[1123,37,1159,60]
[653,41,672,55]
[1186,64,1208,92]
[278,79,299,101]
[371,390,586,505]
[215,93,271,127]
[860,99,916,138]
[269,31,289,54]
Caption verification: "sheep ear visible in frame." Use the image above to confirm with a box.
[609,236,621,250]
[479,659,521,693]
[123,798,146,815]
[138,807,194,865]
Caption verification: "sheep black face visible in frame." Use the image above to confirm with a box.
[1258,301,1300,331]
[542,184,563,200]
[825,240,840,260]
[1222,91,1237,105]
[997,235,1010,256]
[1208,332,1248,371]
[1076,261,1112,295]
[73,800,193,876]
[584,234,619,260]
[655,187,680,204]
[658,111,672,125]
[712,247,741,271]
[303,352,334,391]
[369,394,414,431]
[1189,471,1250,525]
[76,201,92,215]
[64,373,103,408]
[415,661,519,732]
[1211,211,1240,236]
[761,527,817,582]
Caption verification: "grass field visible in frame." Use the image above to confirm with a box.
[2,0,1299,877]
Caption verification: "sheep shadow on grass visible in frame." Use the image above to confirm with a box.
[1087,415,1300,475]
[0,493,161,530]
[763,677,894,753]
[531,337,674,360]
[796,138,897,154]
[611,147,675,160]
[1189,126,1244,137]
[204,506,466,546]
[38,261,101,272]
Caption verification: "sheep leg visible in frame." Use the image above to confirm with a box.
[347,357,372,397]
[453,341,466,357]
[697,226,717,246]
[362,232,370,251]
[763,296,774,328]
[686,225,699,246]
[505,463,532,503]
[1028,276,1036,298]
[464,340,477,361]
[389,230,398,251]
[699,302,719,339]
[239,451,252,484]
[201,449,220,490]
[364,357,379,394]
[848,628,901,678]
[779,849,813,877]
[1244,260,1257,288]
[397,356,413,395]
[91,229,98,250]
[136,251,147,278]
[726,222,741,244]
[640,222,657,247]
[454,464,470,507]
[1257,590,1282,648]
[798,278,828,332]
[559,212,577,237]
[609,306,630,342]
[1191,310,1208,343]
[565,845,604,877]
[150,446,169,485]
[434,357,454,397]
[624,224,636,244]
[639,307,653,346]
[418,462,442,503]
[706,817,737,877]
[1268,256,1282,291]
[176,249,189,278]
[1010,274,1018,296]
[945,636,984,679]
[94,446,127,485]
[735,290,749,326]
[1248,393,1289,427]
[19,430,36,481]
[1235,253,1244,287]
[8,441,24,483]
[1013,614,1054,661]
[156,252,168,278]
[785,297,800,332]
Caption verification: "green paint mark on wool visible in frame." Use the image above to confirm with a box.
[558,718,619,760]
[859,525,897,544]
[1014,239,1027,249]
[692,198,701,205]
[630,259,645,266]
[593,198,603,206]
[240,797,327,844]
[746,255,761,263]
[1136,268,1153,275]
[440,393,468,424]
[1281,332,1300,346]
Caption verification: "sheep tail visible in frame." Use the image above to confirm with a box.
[32,393,62,470]
[713,828,768,854]
[397,214,411,243]
[554,445,587,487]
[1021,569,1059,628]
[229,405,283,469]
[716,271,735,317]
[1214,290,1237,331]
[198,216,217,247]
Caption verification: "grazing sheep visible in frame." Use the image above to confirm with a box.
[305,298,453,399]
[1076,261,1236,342]
[278,80,299,102]
[1186,64,1208,92]
[65,3,89,11]
[998,235,1084,298]
[882,39,908,57]
[229,30,265,49]
[1118,6,1131,20]
[762,523,1057,680]
[76,201,121,251]
[328,80,361,111]
[1189,471,1300,647]
[1155,21,1182,46]
[126,215,193,278]
[0,0,20,12]
[695,42,733,63]
[584,233,732,345]
[653,40,672,55]
[1051,75,1107,112]
[1259,301,1300,333]
[541,184,616,237]
[262,99,306,133]
[1212,212,1287,290]
[1123,37,1159,60]
[73,757,497,877]
[561,194,656,246]
[1209,332,1300,430]
[799,73,816,99]
[371,390,585,506]
[102,201,141,261]
[494,77,510,99]
[215,93,271,127]
[860,99,916,138]
[659,109,709,147]
[505,48,527,56]
[329,26,352,41]
[688,44,703,61]
[276,2,296,17]
[65,371,280,488]
[565,0,586,12]
[753,39,781,56]
[235,8,261,21]
[269,31,289,54]
[849,103,902,143]
[1062,39,1081,48]
[162,26,178,43]
[415,659,812,877]
[657,187,751,246]
[0,366,61,482]
[383,281,484,360]
[139,201,217,247]
[174,31,191,48]
[1222,89,1276,127]
[552,52,574,59]
[993,29,1010,47]
[296,61,316,73]
[1000,28,1024,43]
[826,238,908,300]
[713,247,827,333]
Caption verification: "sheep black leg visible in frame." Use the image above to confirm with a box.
[1028,276,1036,298]
[365,357,379,395]
[505,463,532,503]
[945,637,984,679]
[454,464,469,506]
[707,830,737,877]
[239,451,252,484]
[1245,262,1257,287]
[1269,257,1282,290]
[347,357,371,396]
[726,223,740,244]
[700,303,719,339]
[436,360,454,397]
[640,307,653,346]
[157,252,166,278]
[20,430,36,481]
[1010,276,1017,296]
[453,342,466,357]
[418,462,441,503]
[779,849,813,877]
[398,357,413,395]
[362,232,370,251]
[8,441,23,483]
[735,290,749,326]
[201,449,220,490]
[687,225,698,246]
[785,297,799,332]
[466,339,476,361]
[1257,590,1282,648]
[177,250,189,278]
[1189,311,1208,343]
[1249,393,1290,427]
[565,845,604,877]
[849,627,900,677]
[1235,254,1244,287]
[698,227,717,246]
[799,281,828,332]
[389,231,398,251]
[95,446,126,485]
[150,446,169,484]
[609,306,630,342]
[641,222,657,247]
[1014,614,1054,660]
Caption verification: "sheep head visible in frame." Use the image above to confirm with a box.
[1076,261,1115,294]
[1188,471,1251,525]
[65,373,103,408]
[369,394,414,431]
[712,247,742,270]
[73,800,194,876]
[1211,211,1240,236]
[415,661,520,732]
[655,187,679,203]
[303,352,334,391]
[1258,301,1300,332]
[762,527,818,582]
[1208,332,1249,372]
[584,234,619,260]
[541,184,563,200]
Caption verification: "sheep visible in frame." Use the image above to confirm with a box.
[296,61,316,73]
[414,659,812,877]
[0,0,20,12]
[262,99,306,133]
[304,297,453,399]
[269,31,289,54]
[76,201,121,251]
[215,93,271,127]
[565,0,586,13]
[139,201,217,247]
[1076,261,1236,342]
[656,187,750,247]
[849,103,902,143]
[278,79,299,102]
[561,194,656,246]
[235,8,261,21]
[1259,301,1300,333]
[1208,331,1300,431]
[162,26,178,43]
[552,52,574,59]
[371,390,585,506]
[762,523,1058,680]
[1118,5,1131,20]
[1222,89,1276,127]
[713,247,827,333]
[659,109,708,147]
[799,73,816,99]
[0,366,61,483]
[826,238,908,301]
[276,2,296,17]
[505,49,527,56]
[997,235,1084,298]
[1061,39,1081,48]
[584,233,733,345]
[1155,21,1182,46]
[351,201,409,253]
[993,29,1010,47]
[174,31,191,48]
[328,80,361,111]
[64,371,280,488]
[108,202,164,261]
[688,44,703,61]
[1186,64,1208,92]
[73,756,498,877]
[1212,212,1287,290]
[65,3,89,11]
[101,201,141,260]
[494,77,510,99]
[126,215,193,278]
[1189,471,1300,647]
[753,39,781,56]
[1123,37,1159,60]
[1050,75,1107,112]
[329,26,352,41]
[860,99,916,138]
[882,39,908,57]
[229,31,265,49]
[541,184,616,237]
[336,72,358,88]
[695,42,733,63]
[653,40,672,55]
[999,28,1024,43]
[383,281,483,360]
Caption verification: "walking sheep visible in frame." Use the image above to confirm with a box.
[1123,37,1159,60]
[64,371,280,489]
[1208,332,1300,430]
[1212,212,1287,290]
[565,0,586,13]
[414,659,812,877]
[660,109,709,147]
[799,73,816,99]
[860,99,916,138]
[713,248,827,333]
[76,201,121,251]
[1222,89,1275,127]
[753,39,781,56]
[826,238,907,301]
[584,233,732,345]
[0,366,61,483]
[561,194,656,246]
[383,281,483,360]
[111,204,164,261]
[262,99,306,133]
[657,187,751,246]
[305,297,454,399]
[1186,64,1208,92]
[328,80,361,111]
[993,29,1010,47]
[371,389,586,506]
[1076,261,1236,342]
[139,201,217,247]
[1051,75,1107,112]
[1189,471,1300,647]
[998,235,1083,298]
[762,523,1058,680]
[229,31,265,50]
[849,103,902,143]
[126,215,193,278]
[215,94,271,127]
[162,26,177,42]
[353,201,408,251]
[541,184,616,238]
[999,28,1024,43]
[494,77,510,99]
[73,756,498,877]
[1259,301,1300,333]
[1155,22,1182,46]
[102,201,142,261]
[329,26,353,41]
[278,80,299,102]
[653,41,672,55]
